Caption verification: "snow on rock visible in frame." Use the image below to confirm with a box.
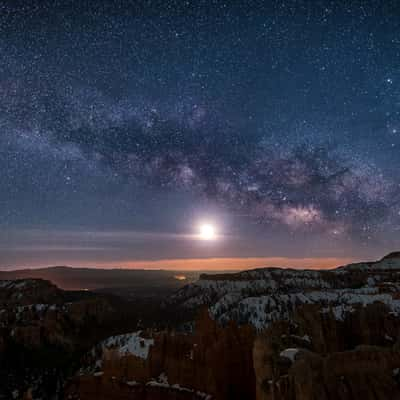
[171,267,333,312]
[145,373,212,399]
[0,279,44,291]
[169,252,400,331]
[0,280,28,289]
[170,253,400,330]
[13,303,66,322]
[302,334,311,342]
[207,287,400,329]
[280,348,300,362]
[100,331,154,359]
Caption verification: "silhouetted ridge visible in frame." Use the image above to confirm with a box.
[382,251,400,260]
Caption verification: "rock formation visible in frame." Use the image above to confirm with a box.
[253,304,400,400]
[3,253,400,400]
[0,279,124,399]
[66,309,255,400]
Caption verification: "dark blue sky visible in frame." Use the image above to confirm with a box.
[1,1,400,268]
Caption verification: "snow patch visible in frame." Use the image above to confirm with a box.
[280,348,299,362]
[101,331,154,359]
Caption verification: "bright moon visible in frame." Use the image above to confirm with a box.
[199,223,216,240]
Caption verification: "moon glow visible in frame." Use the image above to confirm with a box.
[199,223,216,240]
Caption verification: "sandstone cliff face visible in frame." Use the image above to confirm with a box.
[253,302,400,400]
[70,299,400,400]
[0,293,114,349]
[0,279,63,307]
[170,254,400,331]
[165,253,400,400]
[67,309,255,400]
[0,279,121,400]
[254,346,400,400]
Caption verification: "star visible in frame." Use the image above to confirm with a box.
[0,1,399,267]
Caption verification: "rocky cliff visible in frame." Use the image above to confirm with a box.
[4,253,400,400]
[169,253,400,330]
[252,300,400,400]
[170,253,400,400]
[0,279,128,400]
[66,309,255,400]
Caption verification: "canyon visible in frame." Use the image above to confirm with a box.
[2,253,400,399]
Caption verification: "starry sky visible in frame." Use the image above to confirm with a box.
[1,1,400,269]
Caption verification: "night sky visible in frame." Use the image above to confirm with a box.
[1,1,400,269]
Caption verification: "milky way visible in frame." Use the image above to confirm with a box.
[1,1,400,267]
